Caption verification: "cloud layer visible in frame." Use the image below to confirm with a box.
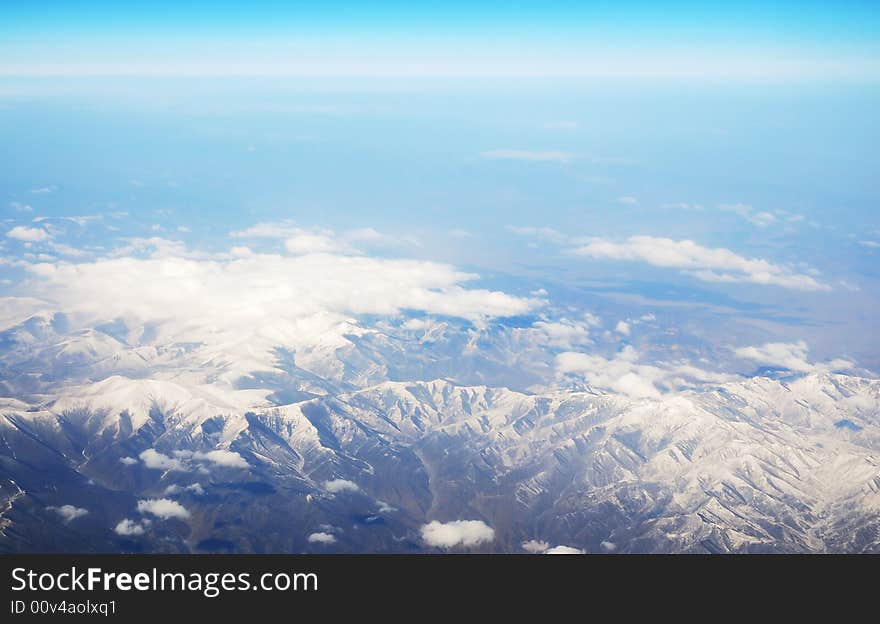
[572,236,828,291]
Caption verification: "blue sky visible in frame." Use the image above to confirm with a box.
[1,2,879,374]
[2,2,879,78]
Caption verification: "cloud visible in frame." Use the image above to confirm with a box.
[615,320,631,336]
[556,345,736,399]
[193,450,248,469]
[323,479,360,494]
[284,232,344,255]
[482,150,573,164]
[529,316,599,349]
[522,539,550,553]
[48,504,88,522]
[617,196,638,205]
[30,186,54,194]
[307,532,337,544]
[859,240,880,248]
[119,456,138,465]
[544,545,586,554]
[420,520,495,548]
[139,449,186,472]
[601,541,618,552]
[164,483,206,496]
[137,498,190,520]
[734,340,854,374]
[19,239,540,348]
[572,236,829,291]
[720,203,778,227]
[7,226,51,242]
[114,518,147,536]
[230,220,300,239]
[506,225,568,244]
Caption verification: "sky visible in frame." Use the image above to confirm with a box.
[1,1,879,378]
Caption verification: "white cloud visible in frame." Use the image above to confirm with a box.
[734,340,854,374]
[307,532,337,544]
[482,150,573,164]
[19,240,539,349]
[615,320,631,336]
[521,539,550,553]
[859,240,880,248]
[164,483,206,496]
[420,520,495,548]
[284,232,343,255]
[193,449,248,469]
[572,236,828,291]
[530,316,598,349]
[323,479,360,494]
[601,541,618,552]
[556,345,736,399]
[720,203,778,227]
[617,196,638,205]
[137,498,190,520]
[7,226,51,242]
[230,220,300,239]
[48,504,88,522]
[30,186,54,194]
[545,545,586,554]
[114,518,147,536]
[119,456,138,465]
[139,449,186,472]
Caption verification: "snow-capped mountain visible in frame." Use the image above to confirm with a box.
[1,308,878,553]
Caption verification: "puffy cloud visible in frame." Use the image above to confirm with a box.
[615,320,631,336]
[556,346,736,399]
[48,504,88,522]
[307,532,337,544]
[193,450,248,469]
[601,541,618,552]
[323,479,360,494]
[734,341,854,374]
[284,232,343,255]
[19,240,540,347]
[137,498,190,520]
[420,520,495,548]
[7,226,51,242]
[529,316,598,349]
[545,545,586,554]
[139,449,186,472]
[114,518,147,536]
[482,150,573,164]
[572,236,828,291]
[521,539,550,553]
[119,456,138,465]
[230,220,300,239]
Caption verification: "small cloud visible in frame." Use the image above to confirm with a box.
[177,226,191,233]
[506,225,568,244]
[48,504,88,523]
[193,449,248,469]
[859,240,880,248]
[545,545,586,554]
[323,479,360,494]
[7,226,51,242]
[420,520,495,548]
[522,539,550,553]
[734,340,854,374]
[119,456,138,465]
[139,449,187,472]
[376,500,397,513]
[615,320,631,336]
[482,149,573,164]
[9,201,32,213]
[307,532,337,544]
[114,518,147,536]
[30,186,54,194]
[284,232,343,255]
[137,498,190,520]
[164,483,206,496]
[601,541,618,552]
[617,196,638,205]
